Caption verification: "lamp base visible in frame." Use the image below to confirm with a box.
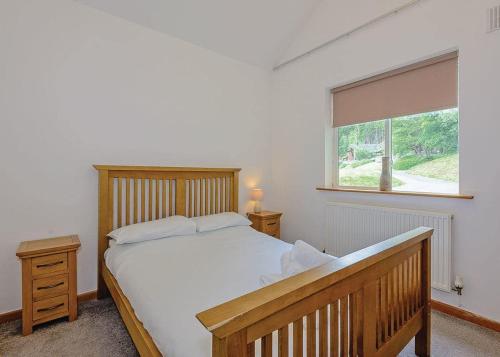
[254,201,262,213]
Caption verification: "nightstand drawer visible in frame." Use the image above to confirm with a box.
[262,219,280,237]
[33,294,68,322]
[33,274,68,301]
[32,253,67,276]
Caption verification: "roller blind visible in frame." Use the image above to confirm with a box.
[332,52,458,128]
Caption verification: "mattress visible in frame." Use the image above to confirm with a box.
[105,225,293,356]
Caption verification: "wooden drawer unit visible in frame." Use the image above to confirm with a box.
[247,211,283,239]
[16,235,80,335]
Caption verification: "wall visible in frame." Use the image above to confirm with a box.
[0,0,271,313]
[270,0,500,320]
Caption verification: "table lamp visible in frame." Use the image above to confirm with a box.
[250,188,263,213]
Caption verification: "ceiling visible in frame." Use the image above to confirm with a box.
[75,0,323,69]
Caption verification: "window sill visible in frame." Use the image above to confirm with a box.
[316,187,474,199]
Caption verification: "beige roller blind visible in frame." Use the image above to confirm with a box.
[332,52,458,128]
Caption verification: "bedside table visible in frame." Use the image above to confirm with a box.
[247,211,282,238]
[16,235,80,335]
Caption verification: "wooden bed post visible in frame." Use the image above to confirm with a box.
[96,167,111,299]
[212,331,248,357]
[415,237,431,357]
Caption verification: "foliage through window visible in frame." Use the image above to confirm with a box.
[336,108,459,193]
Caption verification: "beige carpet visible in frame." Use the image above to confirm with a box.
[1,298,499,356]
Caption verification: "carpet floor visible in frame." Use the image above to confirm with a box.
[1,298,499,356]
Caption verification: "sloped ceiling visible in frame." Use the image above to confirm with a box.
[75,0,417,69]
[75,0,322,69]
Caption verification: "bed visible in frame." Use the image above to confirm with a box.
[94,165,433,357]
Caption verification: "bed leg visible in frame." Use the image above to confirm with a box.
[415,238,431,357]
[97,274,110,299]
[415,323,430,357]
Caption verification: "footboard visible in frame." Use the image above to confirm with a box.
[197,227,433,357]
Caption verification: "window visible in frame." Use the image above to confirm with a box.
[331,52,459,194]
[336,108,459,193]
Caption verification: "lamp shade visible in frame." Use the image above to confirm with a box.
[250,188,263,201]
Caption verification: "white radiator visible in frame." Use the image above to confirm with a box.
[325,202,452,292]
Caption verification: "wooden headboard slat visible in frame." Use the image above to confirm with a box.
[94,165,241,298]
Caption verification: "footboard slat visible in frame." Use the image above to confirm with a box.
[330,301,339,357]
[306,312,316,356]
[340,295,349,356]
[278,326,288,357]
[198,227,433,357]
[262,334,272,357]
[247,341,255,357]
[380,275,388,343]
[293,318,303,357]
[318,306,327,357]
[352,291,362,356]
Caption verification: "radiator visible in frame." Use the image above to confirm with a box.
[325,202,452,292]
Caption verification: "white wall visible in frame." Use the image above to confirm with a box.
[270,0,500,321]
[0,0,271,313]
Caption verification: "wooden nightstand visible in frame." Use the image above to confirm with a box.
[16,235,80,335]
[247,211,282,239]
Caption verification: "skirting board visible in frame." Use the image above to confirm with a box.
[0,290,97,324]
[430,299,500,332]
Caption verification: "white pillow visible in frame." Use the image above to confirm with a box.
[190,212,251,232]
[108,216,196,244]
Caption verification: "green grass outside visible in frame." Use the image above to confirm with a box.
[393,155,433,170]
[407,153,458,182]
[340,175,403,187]
[339,161,403,187]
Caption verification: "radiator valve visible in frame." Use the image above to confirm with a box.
[452,276,464,295]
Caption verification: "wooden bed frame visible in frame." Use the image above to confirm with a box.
[95,165,432,357]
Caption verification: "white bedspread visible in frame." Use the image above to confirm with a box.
[105,226,293,357]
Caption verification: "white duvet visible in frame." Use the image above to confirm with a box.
[105,225,293,357]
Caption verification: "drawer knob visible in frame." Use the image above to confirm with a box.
[37,303,64,313]
[267,222,276,226]
[37,282,64,290]
[36,260,64,268]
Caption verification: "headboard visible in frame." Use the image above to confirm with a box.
[93,165,241,298]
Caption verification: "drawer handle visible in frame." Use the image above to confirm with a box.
[37,303,64,313]
[36,260,64,268]
[267,222,276,226]
[38,282,64,290]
